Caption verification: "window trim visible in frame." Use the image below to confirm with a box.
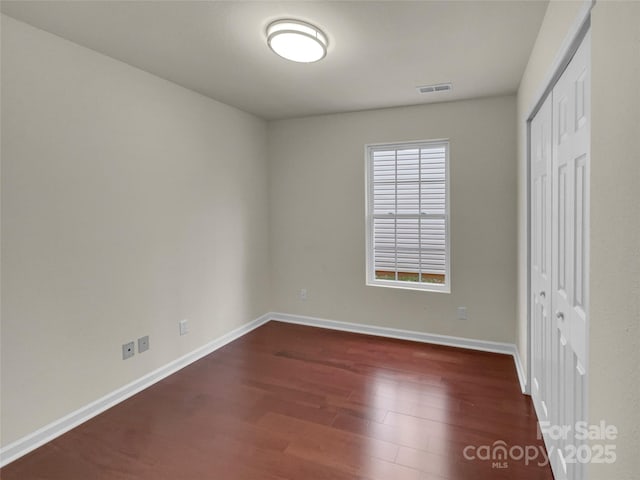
[365,139,451,293]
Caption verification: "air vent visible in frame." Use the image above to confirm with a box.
[417,83,452,94]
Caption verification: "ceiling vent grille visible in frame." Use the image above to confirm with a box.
[417,83,452,94]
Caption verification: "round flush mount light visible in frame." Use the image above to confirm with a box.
[266,19,328,63]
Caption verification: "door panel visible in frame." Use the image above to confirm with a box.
[531,29,590,480]
[552,30,590,369]
[530,92,552,426]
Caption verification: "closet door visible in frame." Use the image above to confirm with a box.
[530,93,553,428]
[551,30,590,480]
[530,29,590,480]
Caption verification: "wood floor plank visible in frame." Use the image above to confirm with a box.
[0,321,552,480]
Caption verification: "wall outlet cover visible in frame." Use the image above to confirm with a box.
[179,319,189,336]
[138,335,149,353]
[122,341,135,360]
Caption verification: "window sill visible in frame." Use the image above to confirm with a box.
[366,279,451,294]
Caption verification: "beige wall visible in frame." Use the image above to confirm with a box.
[516,0,587,382]
[268,95,518,343]
[0,15,270,446]
[589,2,640,478]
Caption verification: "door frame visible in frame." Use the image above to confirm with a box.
[525,1,593,394]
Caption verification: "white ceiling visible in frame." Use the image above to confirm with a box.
[1,1,548,120]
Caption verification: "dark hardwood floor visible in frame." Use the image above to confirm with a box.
[1,321,553,479]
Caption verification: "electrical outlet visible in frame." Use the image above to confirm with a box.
[457,306,468,320]
[179,319,189,336]
[138,335,149,353]
[299,288,307,300]
[122,341,135,360]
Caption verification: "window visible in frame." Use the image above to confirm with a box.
[366,140,450,293]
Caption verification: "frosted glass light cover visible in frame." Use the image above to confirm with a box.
[267,20,327,63]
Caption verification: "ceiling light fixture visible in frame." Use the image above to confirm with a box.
[266,19,327,63]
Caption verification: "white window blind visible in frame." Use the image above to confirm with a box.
[366,140,450,292]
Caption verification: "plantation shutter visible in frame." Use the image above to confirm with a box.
[369,142,448,286]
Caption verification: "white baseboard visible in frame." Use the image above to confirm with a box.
[0,313,271,468]
[269,312,528,393]
[2,310,528,467]
[512,345,528,395]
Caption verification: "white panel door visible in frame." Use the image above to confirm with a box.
[530,30,590,480]
[550,30,590,480]
[530,93,553,429]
